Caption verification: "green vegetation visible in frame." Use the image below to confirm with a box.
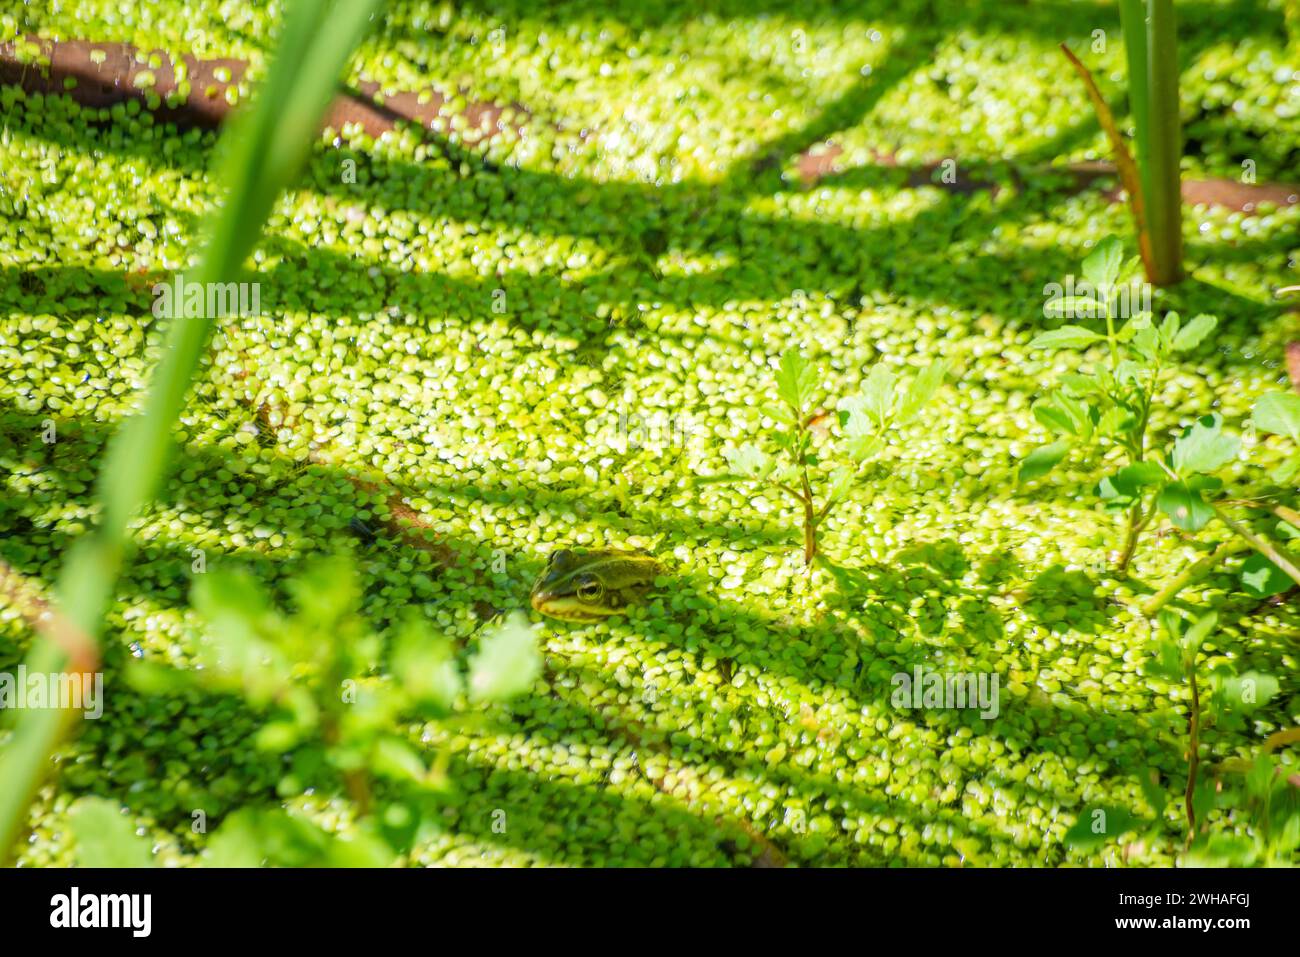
[1,1,1298,868]
[1019,236,1219,570]
[722,348,946,566]
[109,558,539,866]
[0,0,384,863]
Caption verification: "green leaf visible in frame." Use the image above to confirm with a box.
[1081,236,1123,291]
[1157,311,1181,352]
[1017,441,1070,484]
[1220,672,1280,712]
[391,613,462,711]
[1279,809,1300,854]
[1129,325,1161,361]
[205,809,395,868]
[775,348,817,414]
[1059,373,1102,396]
[1253,392,1300,443]
[1124,461,1167,485]
[1032,391,1095,440]
[1064,805,1139,849]
[825,466,856,507]
[1182,611,1217,656]
[1137,769,1170,818]
[1271,454,1300,485]
[761,403,795,425]
[1146,638,1185,681]
[1171,414,1240,476]
[467,612,542,704]
[69,798,155,868]
[1239,553,1292,598]
[1244,754,1276,800]
[1097,406,1137,437]
[287,556,358,630]
[254,720,303,753]
[1113,359,1145,387]
[843,433,883,463]
[1184,835,1258,867]
[859,362,897,428]
[193,565,272,623]
[772,464,802,487]
[1042,297,1104,319]
[1157,480,1215,532]
[836,394,872,436]
[1028,326,1105,350]
[1158,608,1182,641]
[371,737,430,785]
[894,360,948,425]
[723,443,772,480]
[1100,461,1164,500]
[1171,313,1216,352]
[193,569,293,705]
[1097,477,1135,506]
[1191,778,1220,832]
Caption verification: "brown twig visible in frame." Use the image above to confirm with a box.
[1185,669,1201,844]
[0,36,531,144]
[1059,43,1156,280]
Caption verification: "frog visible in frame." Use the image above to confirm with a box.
[529,548,662,622]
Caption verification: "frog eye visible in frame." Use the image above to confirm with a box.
[548,549,573,570]
[576,579,604,602]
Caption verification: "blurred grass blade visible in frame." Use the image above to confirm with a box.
[0,0,383,864]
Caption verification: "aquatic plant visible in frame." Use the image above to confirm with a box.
[1019,236,1216,571]
[80,557,540,866]
[722,347,946,566]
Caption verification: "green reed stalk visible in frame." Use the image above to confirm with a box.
[1119,0,1183,285]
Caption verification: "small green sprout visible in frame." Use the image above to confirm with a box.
[722,347,947,566]
[1146,610,1287,855]
[1020,235,1218,570]
[1147,609,1218,842]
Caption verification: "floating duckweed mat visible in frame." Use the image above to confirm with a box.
[1,1,1299,866]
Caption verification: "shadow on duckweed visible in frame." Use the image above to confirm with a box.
[2,39,1289,369]
[5,395,1299,864]
[4,0,1298,860]
[1022,564,1114,636]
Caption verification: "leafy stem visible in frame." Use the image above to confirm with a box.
[722,348,947,567]
[1116,498,1157,573]
[1141,539,1249,616]
[1210,503,1300,589]
[1020,235,1216,571]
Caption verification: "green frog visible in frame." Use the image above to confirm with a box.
[529,548,662,622]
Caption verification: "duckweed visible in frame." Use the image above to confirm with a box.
[2,1,1299,869]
